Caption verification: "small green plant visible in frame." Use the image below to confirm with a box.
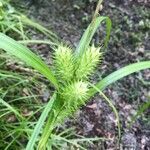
[0,0,150,149]
[0,0,59,43]
[0,0,27,38]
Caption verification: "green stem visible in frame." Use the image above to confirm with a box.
[38,114,54,150]
[38,98,65,149]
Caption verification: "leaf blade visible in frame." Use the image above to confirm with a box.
[26,93,56,150]
[0,33,58,88]
[0,98,23,119]
[76,16,111,57]
[89,61,150,97]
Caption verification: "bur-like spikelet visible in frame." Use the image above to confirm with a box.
[54,45,75,83]
[75,45,102,80]
[61,81,89,109]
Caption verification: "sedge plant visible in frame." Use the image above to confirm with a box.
[0,71,106,149]
[0,0,150,149]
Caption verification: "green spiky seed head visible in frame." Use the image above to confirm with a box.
[62,81,89,109]
[54,45,75,83]
[75,44,102,80]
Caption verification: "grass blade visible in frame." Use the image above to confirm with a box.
[19,15,60,43]
[0,72,22,80]
[26,93,56,150]
[0,33,58,88]
[0,98,23,119]
[89,61,150,97]
[18,40,57,46]
[76,16,111,57]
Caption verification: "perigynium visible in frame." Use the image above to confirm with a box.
[61,81,89,110]
[75,44,102,80]
[54,45,74,84]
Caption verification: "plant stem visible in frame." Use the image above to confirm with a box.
[93,0,103,20]
[38,114,54,150]
[38,99,65,149]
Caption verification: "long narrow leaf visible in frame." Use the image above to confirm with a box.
[26,93,56,150]
[76,16,111,57]
[19,15,60,43]
[0,98,23,119]
[89,61,150,97]
[0,72,22,80]
[0,33,58,88]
